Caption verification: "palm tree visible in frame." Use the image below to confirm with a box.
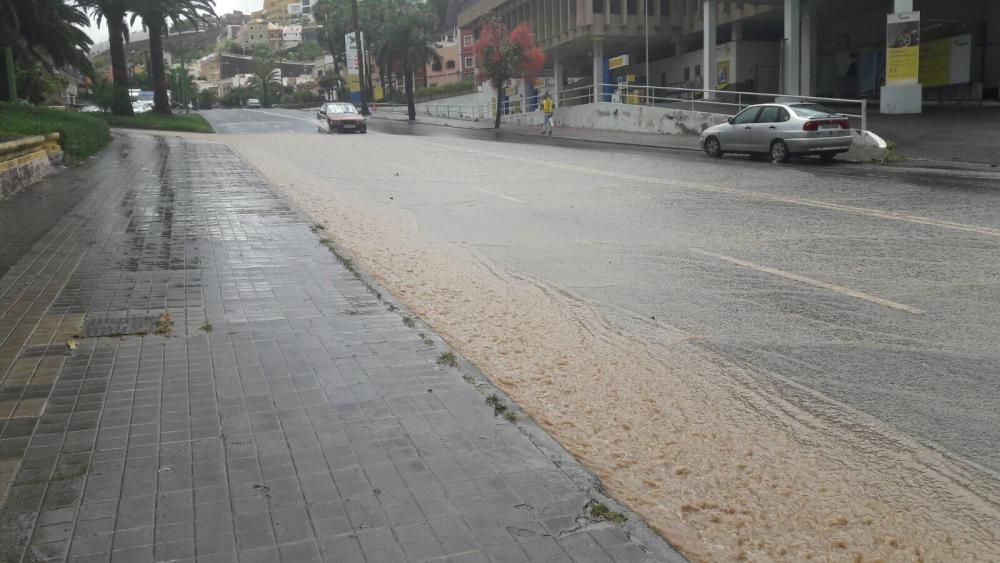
[80,0,133,114]
[246,59,281,107]
[1,0,94,101]
[379,3,438,120]
[132,0,216,114]
[167,64,196,107]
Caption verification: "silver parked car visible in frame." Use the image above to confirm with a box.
[700,103,853,162]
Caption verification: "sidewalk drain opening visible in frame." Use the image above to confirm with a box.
[81,315,163,338]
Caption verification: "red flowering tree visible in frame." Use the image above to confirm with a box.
[473,18,545,129]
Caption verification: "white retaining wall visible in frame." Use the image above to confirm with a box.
[502,102,729,136]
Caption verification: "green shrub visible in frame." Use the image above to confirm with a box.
[413,80,476,102]
[0,103,111,161]
[100,112,214,133]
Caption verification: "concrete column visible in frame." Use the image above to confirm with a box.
[553,51,564,103]
[546,0,552,40]
[800,0,816,95]
[593,39,605,101]
[560,0,566,35]
[783,0,801,95]
[528,0,542,41]
[703,0,717,96]
[731,21,743,41]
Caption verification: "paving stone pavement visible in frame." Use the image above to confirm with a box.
[0,132,685,563]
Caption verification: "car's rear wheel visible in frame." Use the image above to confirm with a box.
[770,140,791,163]
[704,136,723,158]
[819,151,837,162]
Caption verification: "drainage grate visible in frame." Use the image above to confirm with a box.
[81,315,163,338]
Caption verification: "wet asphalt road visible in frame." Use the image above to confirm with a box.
[203,108,1000,478]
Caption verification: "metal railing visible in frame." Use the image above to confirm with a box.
[370,103,488,121]
[369,84,870,132]
[421,104,481,120]
[370,103,409,114]
[499,83,869,131]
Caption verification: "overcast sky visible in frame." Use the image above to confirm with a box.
[84,0,263,44]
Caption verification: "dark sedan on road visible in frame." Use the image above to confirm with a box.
[701,102,853,163]
[317,102,367,134]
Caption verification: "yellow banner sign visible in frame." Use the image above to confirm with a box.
[608,54,630,70]
[887,46,919,85]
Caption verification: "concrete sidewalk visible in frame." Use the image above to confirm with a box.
[0,132,684,562]
[866,106,1000,166]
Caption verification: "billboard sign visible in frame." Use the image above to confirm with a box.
[920,34,971,87]
[344,32,360,76]
[886,11,920,85]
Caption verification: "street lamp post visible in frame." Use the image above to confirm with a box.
[644,0,650,101]
[179,25,188,112]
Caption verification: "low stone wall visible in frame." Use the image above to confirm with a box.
[502,101,729,136]
[0,134,63,201]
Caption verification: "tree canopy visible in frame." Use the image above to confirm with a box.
[474,19,545,128]
[1,0,95,101]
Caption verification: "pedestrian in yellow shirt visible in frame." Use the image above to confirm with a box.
[541,92,554,135]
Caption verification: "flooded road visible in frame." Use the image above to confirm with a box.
[204,108,1000,560]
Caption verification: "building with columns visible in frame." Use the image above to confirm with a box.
[457,0,1000,111]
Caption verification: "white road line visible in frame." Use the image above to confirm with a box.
[428,141,1000,239]
[250,108,317,123]
[690,248,926,315]
[477,188,527,204]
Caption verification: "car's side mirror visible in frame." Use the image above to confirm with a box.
[727,117,735,125]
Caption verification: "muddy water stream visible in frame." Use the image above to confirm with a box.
[224,133,1000,562]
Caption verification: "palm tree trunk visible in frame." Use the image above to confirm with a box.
[147,15,171,115]
[107,15,134,116]
[404,63,415,121]
[3,47,16,102]
[379,63,388,103]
